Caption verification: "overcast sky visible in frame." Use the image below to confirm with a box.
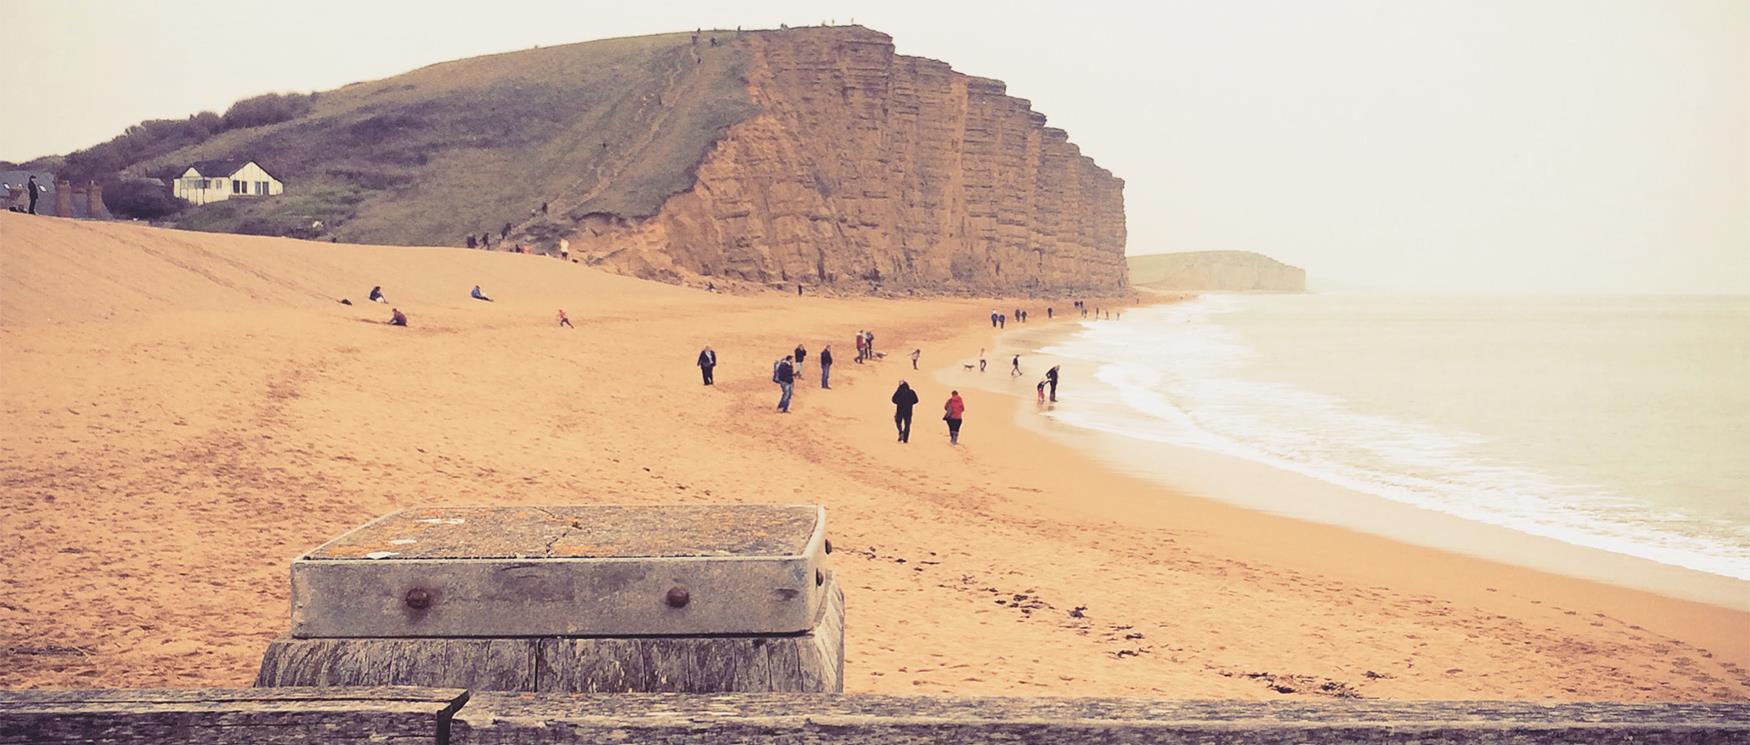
[4,0,1745,293]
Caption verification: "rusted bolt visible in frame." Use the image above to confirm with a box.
[824,538,833,554]
[665,587,690,608]
[816,568,825,586]
[404,588,431,610]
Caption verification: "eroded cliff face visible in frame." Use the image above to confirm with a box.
[569,27,1127,294]
[1128,251,1307,292]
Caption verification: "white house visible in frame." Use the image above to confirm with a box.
[173,160,283,205]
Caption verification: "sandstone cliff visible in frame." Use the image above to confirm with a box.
[568,27,1128,294]
[1128,251,1306,292]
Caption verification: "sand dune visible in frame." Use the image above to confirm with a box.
[1,212,1746,700]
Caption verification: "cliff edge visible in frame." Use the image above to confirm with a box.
[1128,251,1306,292]
[568,27,1128,294]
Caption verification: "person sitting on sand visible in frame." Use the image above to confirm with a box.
[558,309,573,328]
[892,380,919,443]
[369,285,387,303]
[943,390,965,445]
[910,348,921,370]
[388,308,407,327]
[471,285,493,302]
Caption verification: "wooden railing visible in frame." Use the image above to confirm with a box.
[3,687,1745,744]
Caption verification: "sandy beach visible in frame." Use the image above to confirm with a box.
[2,212,1746,700]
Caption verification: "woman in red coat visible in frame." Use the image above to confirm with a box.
[943,390,965,445]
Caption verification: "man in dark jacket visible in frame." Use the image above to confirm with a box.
[26,175,40,214]
[774,355,795,412]
[819,344,834,388]
[891,381,920,443]
[697,347,717,385]
[1046,365,1060,402]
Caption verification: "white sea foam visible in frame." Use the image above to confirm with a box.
[1039,295,1750,581]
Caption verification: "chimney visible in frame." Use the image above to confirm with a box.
[87,181,108,219]
[54,180,73,217]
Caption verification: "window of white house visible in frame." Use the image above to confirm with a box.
[255,181,268,195]
[194,179,210,189]
[233,180,248,194]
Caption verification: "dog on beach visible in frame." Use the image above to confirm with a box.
[963,363,976,371]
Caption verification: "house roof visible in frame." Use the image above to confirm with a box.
[187,159,247,178]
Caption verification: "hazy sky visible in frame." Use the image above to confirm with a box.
[4,0,1745,293]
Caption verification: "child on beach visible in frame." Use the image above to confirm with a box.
[910,349,921,370]
[470,285,493,302]
[979,349,987,373]
[558,309,573,328]
[1036,380,1046,403]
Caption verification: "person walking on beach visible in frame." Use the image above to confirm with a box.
[997,313,1005,329]
[943,390,965,445]
[909,349,921,370]
[1036,380,1047,403]
[990,309,999,328]
[697,346,717,385]
[557,309,574,328]
[471,285,493,302]
[1046,365,1060,402]
[773,355,796,412]
[388,308,408,327]
[855,331,867,364]
[864,330,875,358]
[891,380,919,443]
[819,344,834,388]
[794,344,808,377]
[979,349,987,373]
[1047,306,1053,319]
[369,285,387,303]
[1010,354,1022,376]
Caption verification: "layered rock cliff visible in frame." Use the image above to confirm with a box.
[568,27,1128,294]
[1128,251,1306,292]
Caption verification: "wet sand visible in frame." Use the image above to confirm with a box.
[2,212,1746,699]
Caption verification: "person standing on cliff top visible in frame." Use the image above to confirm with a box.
[819,344,834,388]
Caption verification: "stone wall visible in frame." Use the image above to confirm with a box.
[570,27,1127,295]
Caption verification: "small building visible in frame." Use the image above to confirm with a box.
[173,160,283,206]
[2,171,110,219]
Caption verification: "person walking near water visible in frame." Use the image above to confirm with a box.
[891,380,919,443]
[1010,354,1022,376]
[773,354,796,412]
[1046,364,1059,402]
[943,390,965,445]
[697,346,717,386]
[819,344,834,388]
[793,343,808,377]
[909,348,921,370]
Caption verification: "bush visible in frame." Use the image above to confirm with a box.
[103,180,185,220]
[222,93,315,130]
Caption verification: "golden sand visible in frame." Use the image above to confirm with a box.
[1,213,1745,699]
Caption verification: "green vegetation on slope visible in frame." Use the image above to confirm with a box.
[124,32,755,246]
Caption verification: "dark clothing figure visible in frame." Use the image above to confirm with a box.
[471,285,493,302]
[501,223,512,239]
[1047,307,1053,319]
[697,347,717,385]
[819,347,834,388]
[1046,365,1060,402]
[369,286,386,303]
[541,202,548,214]
[25,176,39,214]
[892,382,919,442]
[998,314,1006,329]
[1010,354,1022,376]
[389,308,407,326]
[773,357,795,412]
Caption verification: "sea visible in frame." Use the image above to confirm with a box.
[1033,293,1750,583]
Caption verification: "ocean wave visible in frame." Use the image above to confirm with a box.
[1039,296,1750,581]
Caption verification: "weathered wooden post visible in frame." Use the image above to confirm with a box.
[256,504,842,693]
